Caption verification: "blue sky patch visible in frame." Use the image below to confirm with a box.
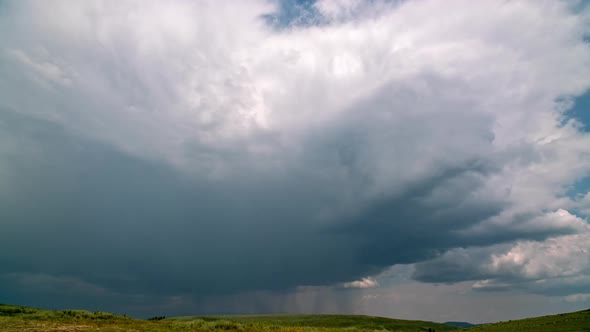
[263,0,319,29]
[566,90,590,132]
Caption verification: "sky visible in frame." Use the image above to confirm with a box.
[1,0,590,324]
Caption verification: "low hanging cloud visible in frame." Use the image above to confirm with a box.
[1,0,590,317]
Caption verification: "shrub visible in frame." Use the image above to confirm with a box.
[92,311,116,320]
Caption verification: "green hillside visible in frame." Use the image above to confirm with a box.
[2,302,588,332]
[171,314,457,331]
[0,303,454,332]
[458,309,590,332]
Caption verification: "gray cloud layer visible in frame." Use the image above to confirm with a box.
[1,0,590,319]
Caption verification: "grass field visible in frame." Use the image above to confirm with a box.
[457,308,590,331]
[0,303,455,332]
[1,303,588,332]
[171,314,456,331]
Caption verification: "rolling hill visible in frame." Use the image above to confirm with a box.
[0,303,454,332]
[457,308,590,331]
[1,302,588,332]
[170,313,457,331]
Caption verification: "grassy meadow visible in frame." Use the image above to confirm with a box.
[170,314,456,331]
[0,303,588,332]
[456,308,590,331]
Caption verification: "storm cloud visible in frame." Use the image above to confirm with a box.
[1,0,590,321]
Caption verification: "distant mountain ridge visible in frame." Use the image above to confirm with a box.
[444,321,476,328]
